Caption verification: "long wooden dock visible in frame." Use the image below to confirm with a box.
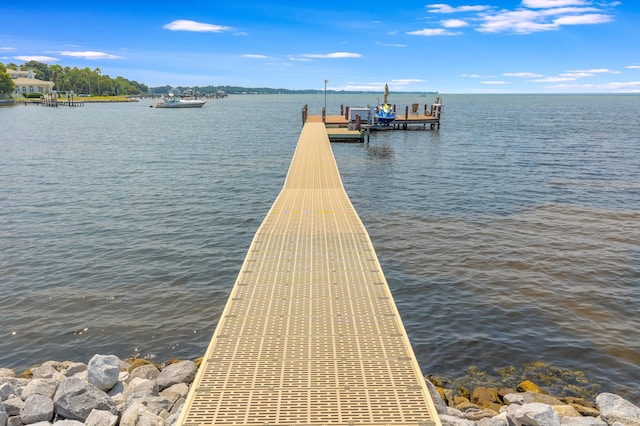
[178,121,441,425]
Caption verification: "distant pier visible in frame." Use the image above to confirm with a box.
[39,94,85,107]
[302,97,443,143]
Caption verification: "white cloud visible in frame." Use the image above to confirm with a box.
[332,82,388,91]
[59,51,124,60]
[391,79,425,85]
[301,52,361,59]
[522,0,589,8]
[560,72,593,78]
[532,76,576,82]
[474,3,615,34]
[567,68,621,74]
[376,41,407,47]
[242,54,269,59]
[13,55,59,62]
[478,10,558,33]
[545,81,640,92]
[441,19,469,28]
[461,74,493,78]
[421,2,616,35]
[626,65,640,69]
[554,13,612,25]
[163,19,232,33]
[1,47,15,51]
[427,4,492,13]
[481,81,511,85]
[504,72,544,77]
[407,28,459,36]
[288,56,313,62]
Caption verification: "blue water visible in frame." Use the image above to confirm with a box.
[1,94,639,402]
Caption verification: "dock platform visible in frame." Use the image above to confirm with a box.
[303,99,442,143]
[177,121,441,425]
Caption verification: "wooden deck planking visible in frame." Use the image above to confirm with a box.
[178,122,441,425]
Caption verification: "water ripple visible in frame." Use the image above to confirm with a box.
[1,94,639,403]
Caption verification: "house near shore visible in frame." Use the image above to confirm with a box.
[9,68,54,96]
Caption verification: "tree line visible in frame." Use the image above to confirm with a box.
[0,60,148,96]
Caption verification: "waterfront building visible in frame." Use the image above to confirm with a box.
[9,67,54,95]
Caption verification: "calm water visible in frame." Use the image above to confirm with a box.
[1,94,639,402]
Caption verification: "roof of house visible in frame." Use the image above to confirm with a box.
[13,77,55,87]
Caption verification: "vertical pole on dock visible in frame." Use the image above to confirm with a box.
[324,79,328,114]
[322,107,326,123]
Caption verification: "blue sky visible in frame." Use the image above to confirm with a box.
[2,0,639,93]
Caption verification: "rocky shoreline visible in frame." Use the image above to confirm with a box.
[1,355,638,426]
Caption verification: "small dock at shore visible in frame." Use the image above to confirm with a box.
[39,93,85,107]
[302,97,443,143]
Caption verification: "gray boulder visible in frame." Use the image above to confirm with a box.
[62,363,87,378]
[461,408,500,421]
[560,416,607,425]
[31,362,61,380]
[595,393,640,426]
[438,414,476,425]
[53,377,118,421]
[3,397,23,416]
[425,378,448,415]
[120,402,164,426]
[130,364,160,381]
[84,408,119,426]
[505,402,561,426]
[477,412,509,426]
[161,383,189,405]
[1,401,7,426]
[165,409,181,426]
[0,383,17,401]
[53,421,84,425]
[87,355,121,392]
[504,393,526,405]
[504,391,564,406]
[169,398,185,416]
[125,378,159,402]
[20,394,54,424]
[131,394,173,416]
[0,370,14,379]
[22,379,59,400]
[0,378,29,393]
[156,361,197,391]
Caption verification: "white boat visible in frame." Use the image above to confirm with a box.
[154,95,206,108]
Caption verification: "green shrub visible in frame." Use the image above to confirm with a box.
[24,92,43,98]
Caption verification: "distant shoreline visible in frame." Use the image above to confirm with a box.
[1,97,138,105]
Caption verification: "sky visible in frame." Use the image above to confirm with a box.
[1,0,639,93]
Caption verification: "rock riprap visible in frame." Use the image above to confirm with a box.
[0,354,638,426]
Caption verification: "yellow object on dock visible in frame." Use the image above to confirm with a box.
[178,122,441,425]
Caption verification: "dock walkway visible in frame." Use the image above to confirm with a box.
[178,121,441,425]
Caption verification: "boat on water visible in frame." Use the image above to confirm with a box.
[375,103,396,125]
[154,95,206,108]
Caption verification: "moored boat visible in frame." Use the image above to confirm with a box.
[154,95,206,108]
[375,103,396,125]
